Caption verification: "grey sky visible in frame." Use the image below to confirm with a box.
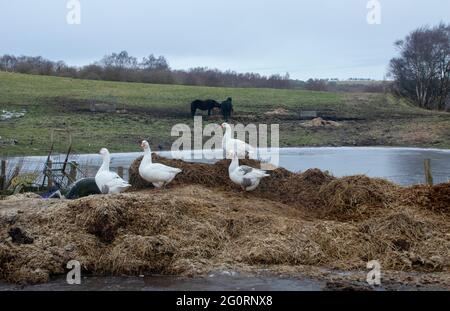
[1,0,449,80]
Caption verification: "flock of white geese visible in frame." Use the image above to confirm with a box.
[95,123,270,194]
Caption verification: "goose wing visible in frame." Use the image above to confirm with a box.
[96,171,130,194]
[238,165,269,178]
[226,139,248,155]
[106,173,130,186]
[140,163,182,183]
[150,163,182,174]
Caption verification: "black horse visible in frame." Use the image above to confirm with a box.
[190,99,221,117]
[220,97,233,121]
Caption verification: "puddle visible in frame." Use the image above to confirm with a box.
[0,272,445,291]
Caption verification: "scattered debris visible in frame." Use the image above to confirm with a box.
[0,137,19,146]
[304,117,341,127]
[264,108,291,117]
[3,193,41,201]
[0,110,26,121]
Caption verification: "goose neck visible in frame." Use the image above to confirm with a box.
[229,156,239,172]
[100,153,110,171]
[224,126,232,141]
[143,147,152,164]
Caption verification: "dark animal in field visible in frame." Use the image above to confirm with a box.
[190,99,221,117]
[221,97,234,121]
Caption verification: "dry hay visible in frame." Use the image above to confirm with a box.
[3,193,41,201]
[317,175,398,221]
[129,154,261,190]
[129,155,440,222]
[103,234,176,275]
[0,156,449,285]
[275,169,334,207]
[357,211,449,271]
[429,183,450,214]
[69,197,130,243]
[264,108,291,117]
[231,219,327,267]
[0,187,236,284]
[305,117,341,127]
[129,154,331,209]
[400,183,450,215]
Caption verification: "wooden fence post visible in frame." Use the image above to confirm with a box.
[117,166,124,179]
[47,160,53,189]
[0,160,6,191]
[424,159,433,186]
[69,162,78,185]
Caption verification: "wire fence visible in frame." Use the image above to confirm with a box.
[1,153,133,188]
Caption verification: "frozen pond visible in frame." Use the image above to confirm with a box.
[4,147,450,186]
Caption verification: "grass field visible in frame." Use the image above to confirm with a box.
[1,71,450,156]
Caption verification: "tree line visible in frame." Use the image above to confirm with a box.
[3,22,448,108]
[297,79,387,93]
[0,51,291,89]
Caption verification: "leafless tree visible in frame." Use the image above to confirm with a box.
[389,23,450,110]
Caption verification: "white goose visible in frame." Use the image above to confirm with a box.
[139,140,182,188]
[221,122,257,159]
[95,148,131,194]
[228,152,269,191]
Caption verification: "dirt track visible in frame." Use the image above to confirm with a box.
[0,158,449,287]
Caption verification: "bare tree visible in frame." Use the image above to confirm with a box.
[305,79,328,91]
[0,55,17,72]
[140,54,170,71]
[389,23,450,110]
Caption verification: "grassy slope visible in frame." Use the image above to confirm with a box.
[1,72,450,156]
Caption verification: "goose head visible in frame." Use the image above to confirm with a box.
[221,122,232,132]
[140,140,151,152]
[99,148,109,157]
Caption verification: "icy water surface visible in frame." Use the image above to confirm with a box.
[7,147,450,186]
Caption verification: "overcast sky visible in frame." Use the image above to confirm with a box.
[1,0,449,80]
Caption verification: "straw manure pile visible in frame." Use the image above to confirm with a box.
[129,155,329,208]
[400,183,450,215]
[317,175,398,221]
[0,155,449,285]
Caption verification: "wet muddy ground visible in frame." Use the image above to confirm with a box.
[0,270,447,291]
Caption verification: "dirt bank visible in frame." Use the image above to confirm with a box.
[0,157,449,287]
